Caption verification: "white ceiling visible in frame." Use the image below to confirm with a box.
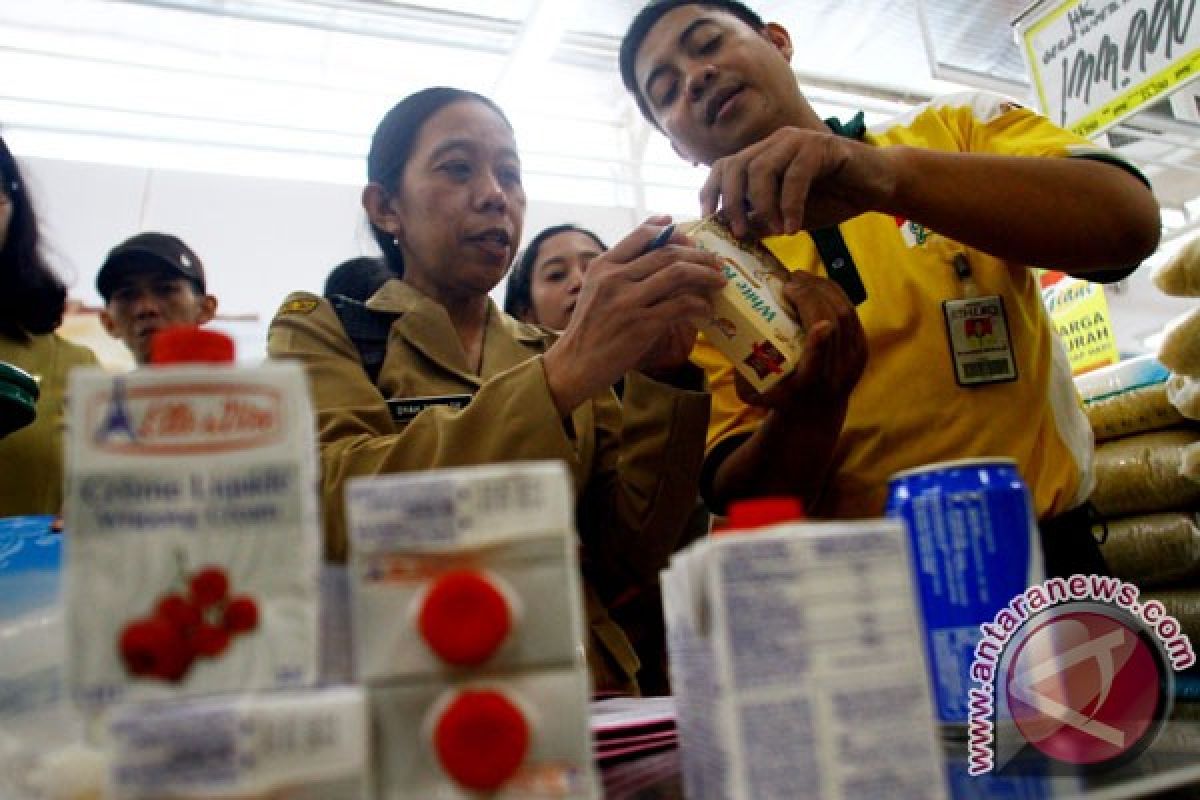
[2,0,1199,235]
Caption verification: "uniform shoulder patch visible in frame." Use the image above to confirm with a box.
[278,296,320,316]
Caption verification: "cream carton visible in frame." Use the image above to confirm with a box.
[370,667,599,799]
[346,461,585,682]
[63,364,321,712]
[662,519,947,800]
[683,217,805,393]
[345,462,598,798]
[104,687,368,799]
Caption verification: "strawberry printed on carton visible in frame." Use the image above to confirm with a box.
[117,559,260,684]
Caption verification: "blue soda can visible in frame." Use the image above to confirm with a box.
[885,458,1043,726]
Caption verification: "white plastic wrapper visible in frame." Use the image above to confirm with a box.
[1075,354,1171,402]
[1167,373,1200,420]
[1153,236,1200,297]
[1157,308,1200,378]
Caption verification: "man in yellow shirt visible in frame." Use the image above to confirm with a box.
[618,0,1161,575]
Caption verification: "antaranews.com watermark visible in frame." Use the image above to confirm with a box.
[967,574,1195,775]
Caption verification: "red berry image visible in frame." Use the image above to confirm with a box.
[155,593,203,631]
[189,566,230,608]
[222,595,259,634]
[118,617,194,682]
[192,623,231,657]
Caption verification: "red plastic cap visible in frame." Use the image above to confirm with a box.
[723,496,805,533]
[417,571,512,666]
[433,689,530,791]
[149,327,235,365]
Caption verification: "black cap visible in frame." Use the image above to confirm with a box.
[97,232,206,301]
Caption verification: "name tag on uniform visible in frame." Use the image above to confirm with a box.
[387,394,473,423]
[942,295,1018,387]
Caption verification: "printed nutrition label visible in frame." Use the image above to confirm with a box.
[710,522,946,799]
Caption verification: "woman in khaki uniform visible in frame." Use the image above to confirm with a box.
[0,135,99,517]
[268,87,724,694]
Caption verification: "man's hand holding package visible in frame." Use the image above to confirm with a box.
[735,269,867,411]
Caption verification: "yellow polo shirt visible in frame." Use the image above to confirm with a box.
[695,92,1137,520]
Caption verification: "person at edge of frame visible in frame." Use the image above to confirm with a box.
[268,86,728,694]
[618,0,1162,578]
[507,222,712,695]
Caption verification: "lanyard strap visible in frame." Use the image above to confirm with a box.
[810,226,867,305]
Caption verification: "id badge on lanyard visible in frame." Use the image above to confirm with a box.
[941,253,1017,387]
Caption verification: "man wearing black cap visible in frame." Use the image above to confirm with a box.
[97,232,218,365]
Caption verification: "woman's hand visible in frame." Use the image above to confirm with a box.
[700,127,896,239]
[542,217,725,415]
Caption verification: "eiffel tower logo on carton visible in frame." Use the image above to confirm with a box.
[94,376,137,444]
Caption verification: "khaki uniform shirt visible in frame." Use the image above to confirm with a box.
[0,331,99,517]
[267,280,710,693]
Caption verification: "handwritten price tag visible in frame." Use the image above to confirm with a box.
[1015,0,1200,137]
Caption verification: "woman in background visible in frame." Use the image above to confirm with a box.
[0,135,99,517]
[504,223,606,331]
[507,221,709,695]
[269,87,723,694]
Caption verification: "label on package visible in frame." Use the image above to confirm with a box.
[106,687,367,798]
[683,218,806,393]
[347,461,585,682]
[346,461,573,553]
[64,364,320,711]
[663,520,947,799]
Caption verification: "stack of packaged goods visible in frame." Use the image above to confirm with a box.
[52,329,368,800]
[344,461,600,799]
[661,501,947,800]
[1081,243,1200,653]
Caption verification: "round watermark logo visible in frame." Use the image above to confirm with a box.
[1003,603,1170,768]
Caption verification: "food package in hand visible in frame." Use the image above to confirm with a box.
[681,217,806,393]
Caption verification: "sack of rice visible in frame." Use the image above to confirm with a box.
[1076,357,1182,440]
[1167,374,1200,420]
[1091,429,1200,516]
[1096,512,1200,587]
[1183,442,1200,485]
[1142,588,1200,648]
[1153,236,1200,297]
[1158,308,1200,378]
[1076,355,1170,402]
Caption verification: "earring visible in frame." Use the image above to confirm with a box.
[393,237,400,248]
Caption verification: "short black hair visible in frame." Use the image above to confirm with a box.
[619,0,765,125]
[0,134,67,338]
[323,256,395,302]
[504,224,607,322]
